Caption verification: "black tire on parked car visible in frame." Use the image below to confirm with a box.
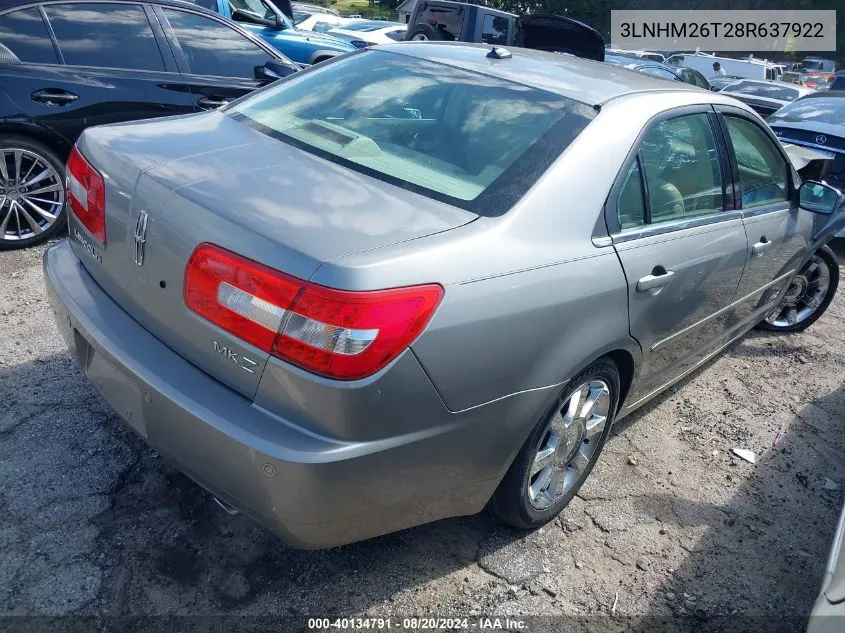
[489,358,620,530]
[757,245,839,333]
[406,24,443,41]
[0,135,67,250]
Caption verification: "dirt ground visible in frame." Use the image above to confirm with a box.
[2,239,844,632]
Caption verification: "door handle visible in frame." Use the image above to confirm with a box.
[197,96,229,109]
[752,238,771,257]
[637,269,675,292]
[31,88,79,106]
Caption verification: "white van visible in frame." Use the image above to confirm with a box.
[666,52,781,81]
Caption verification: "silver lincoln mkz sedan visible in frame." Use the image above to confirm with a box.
[45,43,843,548]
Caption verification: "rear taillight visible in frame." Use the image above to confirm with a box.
[67,145,106,243]
[184,244,443,380]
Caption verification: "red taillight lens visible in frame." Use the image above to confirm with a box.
[66,145,106,243]
[184,244,443,380]
[185,245,300,351]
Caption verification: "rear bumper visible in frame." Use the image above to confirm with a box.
[43,241,548,548]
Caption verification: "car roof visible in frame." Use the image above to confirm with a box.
[383,42,703,106]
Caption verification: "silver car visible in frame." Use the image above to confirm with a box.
[44,43,843,548]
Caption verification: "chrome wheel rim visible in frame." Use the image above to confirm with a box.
[765,254,831,327]
[527,379,610,510]
[411,33,429,41]
[0,148,65,242]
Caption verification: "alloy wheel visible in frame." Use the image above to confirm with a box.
[527,379,611,510]
[765,254,831,327]
[410,33,429,41]
[0,148,65,243]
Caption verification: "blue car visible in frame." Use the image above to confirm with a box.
[192,0,356,65]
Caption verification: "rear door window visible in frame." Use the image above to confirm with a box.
[163,9,270,78]
[0,8,58,64]
[639,113,724,223]
[44,3,165,71]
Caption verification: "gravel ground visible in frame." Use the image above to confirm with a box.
[2,240,845,631]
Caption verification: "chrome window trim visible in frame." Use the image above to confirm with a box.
[610,210,743,244]
[741,204,791,219]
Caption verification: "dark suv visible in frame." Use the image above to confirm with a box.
[405,0,604,61]
[0,0,297,249]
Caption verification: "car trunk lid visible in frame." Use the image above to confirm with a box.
[71,112,475,398]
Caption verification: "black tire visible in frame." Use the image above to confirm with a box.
[756,245,839,333]
[0,135,67,250]
[406,24,442,41]
[489,358,620,530]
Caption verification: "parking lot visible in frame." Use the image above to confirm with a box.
[1,239,843,627]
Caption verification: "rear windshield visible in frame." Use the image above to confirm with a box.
[768,97,845,126]
[725,80,799,101]
[228,50,596,215]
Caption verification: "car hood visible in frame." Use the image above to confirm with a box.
[243,24,356,52]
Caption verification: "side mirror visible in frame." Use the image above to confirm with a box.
[254,60,298,83]
[799,180,843,215]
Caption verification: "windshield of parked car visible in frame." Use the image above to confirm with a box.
[768,97,845,126]
[292,10,310,23]
[228,50,596,215]
[724,80,799,101]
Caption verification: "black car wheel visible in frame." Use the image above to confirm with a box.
[757,245,839,332]
[0,136,67,250]
[489,359,620,530]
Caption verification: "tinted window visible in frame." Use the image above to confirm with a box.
[164,9,270,78]
[640,114,724,223]
[0,8,58,64]
[292,10,310,23]
[45,3,164,71]
[724,116,788,209]
[638,66,678,81]
[415,7,461,41]
[230,0,276,21]
[481,15,508,45]
[617,160,646,229]
[681,68,710,89]
[725,80,799,101]
[229,50,596,215]
[768,96,845,126]
[385,29,406,41]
